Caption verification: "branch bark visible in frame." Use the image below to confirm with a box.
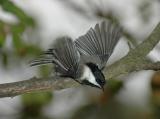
[0,22,160,98]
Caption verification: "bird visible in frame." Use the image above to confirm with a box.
[30,21,122,91]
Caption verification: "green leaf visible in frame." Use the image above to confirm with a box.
[39,65,51,77]
[1,52,8,67]
[107,79,123,93]
[12,31,23,49]
[25,44,42,56]
[0,0,35,26]
[0,33,5,48]
[0,21,6,47]
[21,92,53,118]
[21,92,53,107]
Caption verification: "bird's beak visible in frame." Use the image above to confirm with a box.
[101,87,105,92]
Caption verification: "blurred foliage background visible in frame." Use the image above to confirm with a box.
[0,0,160,119]
[0,0,41,67]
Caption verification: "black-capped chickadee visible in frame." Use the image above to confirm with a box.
[30,21,122,91]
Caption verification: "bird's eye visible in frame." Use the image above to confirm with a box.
[95,77,106,87]
[98,78,105,85]
[101,79,106,83]
[94,71,105,85]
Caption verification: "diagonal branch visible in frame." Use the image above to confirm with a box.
[104,22,160,78]
[0,22,160,98]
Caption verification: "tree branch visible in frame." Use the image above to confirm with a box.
[0,22,160,98]
[0,77,79,98]
[104,22,160,78]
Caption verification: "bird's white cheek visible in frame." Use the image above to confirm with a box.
[88,72,101,88]
[80,66,101,88]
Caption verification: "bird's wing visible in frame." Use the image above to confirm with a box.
[30,37,80,79]
[75,21,122,69]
